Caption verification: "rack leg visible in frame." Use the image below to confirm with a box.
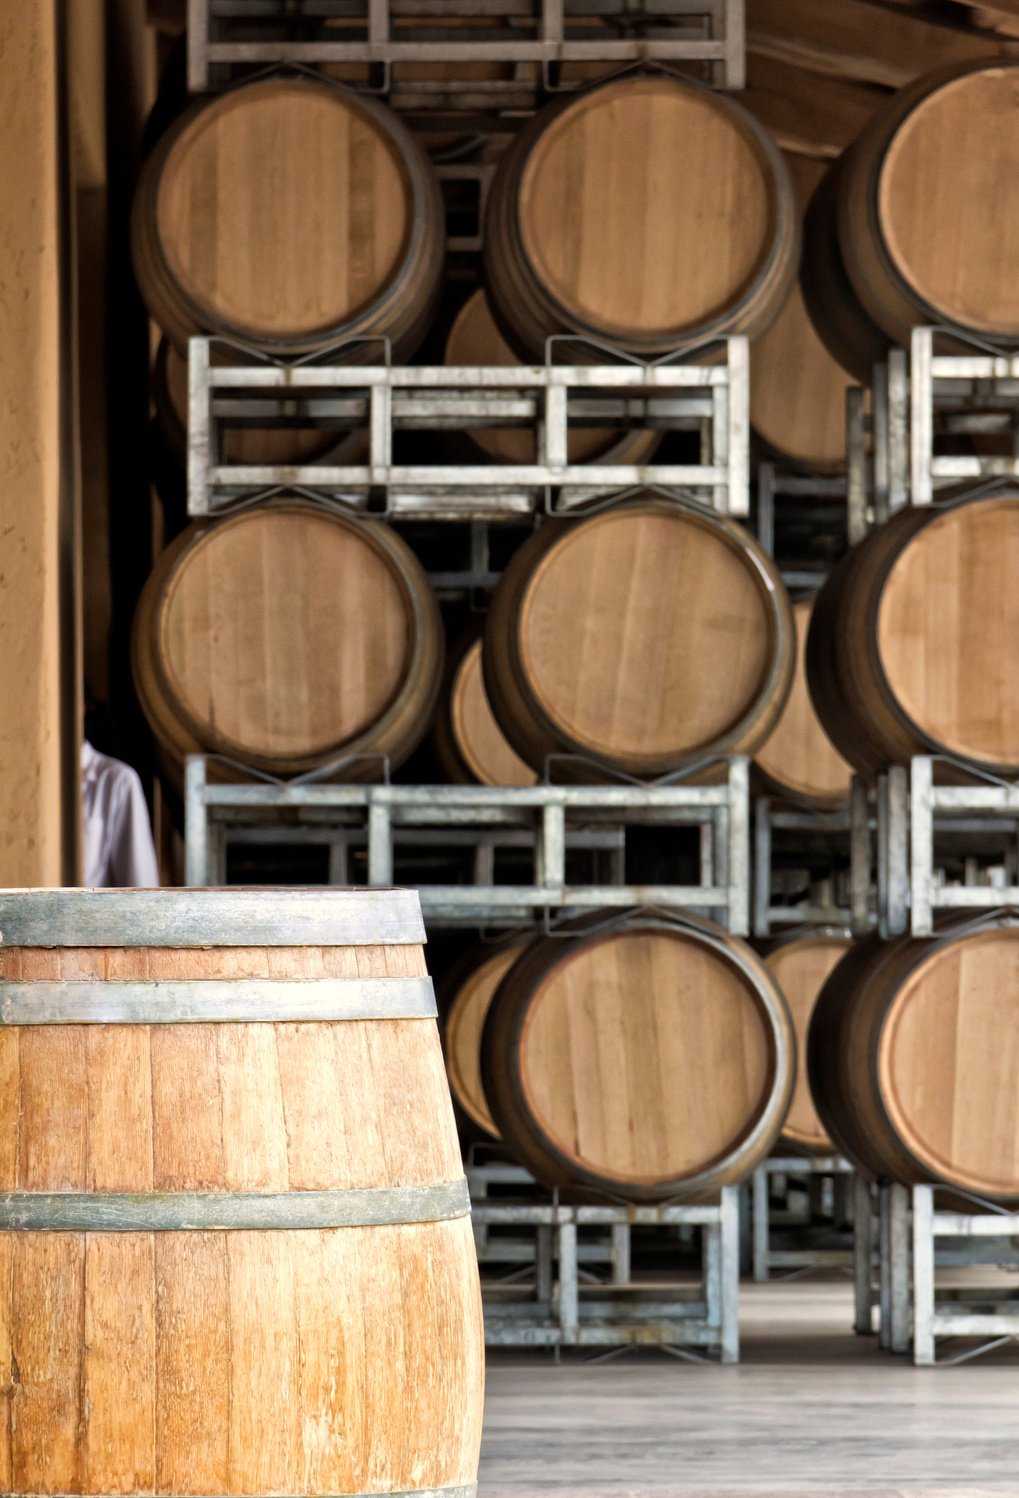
[751,1164,769,1282]
[558,1221,578,1345]
[912,1185,936,1366]
[852,1174,876,1336]
[720,1186,741,1364]
[610,1223,630,1286]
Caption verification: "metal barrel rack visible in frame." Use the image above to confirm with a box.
[876,1183,1019,1366]
[185,333,750,521]
[473,1189,741,1362]
[186,0,747,99]
[748,1154,862,1284]
[184,754,752,932]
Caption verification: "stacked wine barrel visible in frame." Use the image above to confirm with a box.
[130,44,1019,1210]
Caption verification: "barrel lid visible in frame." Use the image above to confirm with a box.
[0,888,425,947]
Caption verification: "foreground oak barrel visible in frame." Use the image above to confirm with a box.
[808,920,1019,1201]
[806,61,1019,363]
[0,887,484,1496]
[444,288,659,466]
[133,77,444,355]
[433,634,537,788]
[754,596,853,809]
[484,73,799,358]
[483,500,795,779]
[807,492,1019,778]
[133,502,443,781]
[441,937,532,1140]
[762,931,853,1155]
[481,915,795,1201]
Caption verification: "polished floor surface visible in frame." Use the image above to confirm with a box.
[479,1279,1019,1496]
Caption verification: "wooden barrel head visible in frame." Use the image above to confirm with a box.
[765,934,852,1153]
[876,495,1019,767]
[750,154,855,470]
[445,289,616,462]
[450,639,537,788]
[754,597,853,807]
[135,503,441,778]
[879,928,1019,1198]
[517,77,781,342]
[484,922,792,1197]
[878,67,1019,335]
[444,942,525,1137]
[508,506,783,767]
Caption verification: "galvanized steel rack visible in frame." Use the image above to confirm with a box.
[186,0,747,97]
[755,460,856,591]
[473,1188,741,1360]
[849,328,1019,518]
[184,753,752,932]
[748,1154,861,1283]
[854,760,1019,938]
[877,1183,1019,1366]
[752,798,862,937]
[185,334,750,520]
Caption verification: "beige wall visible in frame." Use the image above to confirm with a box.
[0,1,73,884]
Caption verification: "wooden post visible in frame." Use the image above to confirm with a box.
[0,0,76,885]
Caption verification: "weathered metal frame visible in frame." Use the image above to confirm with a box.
[748,1153,860,1283]
[184,754,752,931]
[877,1183,1019,1367]
[755,461,852,591]
[185,334,750,519]
[752,798,861,937]
[187,0,746,94]
[466,1156,628,1276]
[471,1187,740,1360]
[853,759,1019,938]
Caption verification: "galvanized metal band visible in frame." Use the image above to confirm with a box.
[0,888,425,948]
[0,976,436,1026]
[0,1179,470,1232]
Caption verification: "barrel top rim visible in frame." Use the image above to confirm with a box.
[0,887,426,947]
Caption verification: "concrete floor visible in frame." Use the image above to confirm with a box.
[478,1279,1019,1496]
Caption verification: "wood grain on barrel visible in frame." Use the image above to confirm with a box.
[156,81,410,340]
[519,931,772,1184]
[764,935,851,1152]
[444,942,525,1137]
[0,937,484,1494]
[516,509,775,761]
[876,496,1019,766]
[482,917,795,1200]
[449,639,536,788]
[878,67,1019,334]
[160,508,407,758]
[880,929,1019,1197]
[518,78,775,338]
[445,289,612,463]
[134,502,443,779]
[750,155,855,470]
[754,597,852,807]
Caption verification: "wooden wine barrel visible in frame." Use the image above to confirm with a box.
[444,288,660,466]
[808,918,1019,1201]
[480,914,795,1201]
[132,501,443,781]
[483,499,796,779]
[152,338,365,470]
[762,930,853,1155]
[750,155,857,471]
[806,60,1019,359]
[132,77,444,356]
[441,937,532,1140]
[434,633,537,788]
[754,596,853,809]
[800,159,890,385]
[806,491,1019,778]
[0,886,484,1495]
[484,73,800,359]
